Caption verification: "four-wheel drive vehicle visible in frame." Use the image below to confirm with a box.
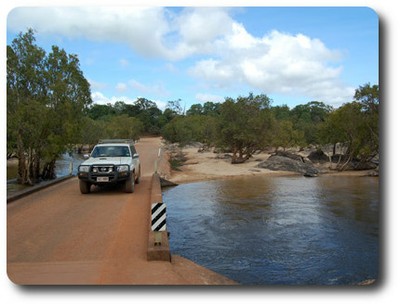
[77,139,141,194]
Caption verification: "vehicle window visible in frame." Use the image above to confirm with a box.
[122,146,131,157]
[91,145,131,157]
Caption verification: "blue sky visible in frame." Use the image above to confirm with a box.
[7,6,378,110]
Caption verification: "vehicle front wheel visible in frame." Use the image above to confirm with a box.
[79,180,91,194]
[124,173,135,193]
[135,166,140,184]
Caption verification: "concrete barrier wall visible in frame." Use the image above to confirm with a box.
[7,175,74,203]
[147,173,171,261]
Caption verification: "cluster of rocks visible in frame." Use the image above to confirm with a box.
[163,141,379,178]
[257,151,320,177]
[256,149,379,177]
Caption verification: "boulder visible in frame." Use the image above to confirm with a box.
[257,154,319,176]
[308,149,330,163]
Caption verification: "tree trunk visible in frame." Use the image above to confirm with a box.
[17,154,27,184]
[231,147,247,164]
[26,150,32,185]
[26,148,36,185]
[16,136,28,185]
[42,159,57,180]
[338,152,353,171]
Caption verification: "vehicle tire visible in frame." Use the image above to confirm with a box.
[125,173,135,193]
[79,180,91,194]
[135,166,140,184]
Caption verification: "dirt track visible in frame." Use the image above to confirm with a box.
[7,137,236,285]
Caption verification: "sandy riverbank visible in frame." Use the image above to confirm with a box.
[157,143,373,185]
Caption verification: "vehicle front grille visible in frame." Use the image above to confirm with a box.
[91,165,115,174]
[89,165,117,181]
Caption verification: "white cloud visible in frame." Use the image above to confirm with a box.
[195,93,225,103]
[190,26,353,104]
[170,7,233,57]
[91,91,167,110]
[226,22,258,50]
[153,99,168,111]
[104,79,170,96]
[7,7,234,61]
[91,91,113,105]
[177,8,231,46]
[8,7,171,58]
[128,79,169,97]
[190,59,236,86]
[8,7,355,105]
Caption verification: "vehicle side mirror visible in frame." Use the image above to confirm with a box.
[133,153,139,159]
[83,154,90,159]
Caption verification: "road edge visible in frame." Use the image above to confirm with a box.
[7,175,75,204]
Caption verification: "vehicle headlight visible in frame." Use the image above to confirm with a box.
[117,165,129,172]
[79,165,90,172]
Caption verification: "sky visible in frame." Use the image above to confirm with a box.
[7,6,378,111]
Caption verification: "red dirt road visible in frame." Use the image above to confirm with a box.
[7,137,235,285]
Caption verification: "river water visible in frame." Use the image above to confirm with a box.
[7,153,84,194]
[162,175,379,285]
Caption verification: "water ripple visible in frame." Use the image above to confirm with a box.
[164,176,379,285]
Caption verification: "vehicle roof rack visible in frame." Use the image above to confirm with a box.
[98,139,134,144]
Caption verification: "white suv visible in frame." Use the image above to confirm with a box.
[77,139,141,194]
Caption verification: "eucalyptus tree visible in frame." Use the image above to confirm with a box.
[217,93,274,164]
[161,114,218,146]
[7,29,92,183]
[319,84,379,170]
[354,83,379,153]
[290,101,333,145]
[41,45,92,179]
[7,29,48,184]
[133,97,163,134]
[104,115,144,141]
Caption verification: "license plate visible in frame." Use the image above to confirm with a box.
[96,177,109,182]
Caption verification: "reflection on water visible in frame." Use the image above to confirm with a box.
[163,175,379,285]
[7,153,84,194]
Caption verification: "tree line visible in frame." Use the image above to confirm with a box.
[7,29,379,185]
[162,87,379,169]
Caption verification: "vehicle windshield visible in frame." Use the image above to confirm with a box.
[91,145,131,158]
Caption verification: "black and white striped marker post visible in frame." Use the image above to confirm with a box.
[151,202,167,246]
[151,202,167,232]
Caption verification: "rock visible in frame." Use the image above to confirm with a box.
[275,150,304,162]
[215,153,232,160]
[357,279,376,286]
[159,177,178,187]
[353,161,379,171]
[308,149,330,163]
[304,171,319,177]
[368,167,379,177]
[257,155,319,176]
